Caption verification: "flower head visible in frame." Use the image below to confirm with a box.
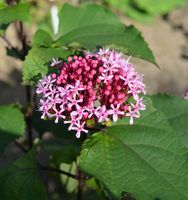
[36,48,146,138]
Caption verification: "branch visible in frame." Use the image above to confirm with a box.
[38,164,78,180]
[14,140,28,153]
[18,21,28,56]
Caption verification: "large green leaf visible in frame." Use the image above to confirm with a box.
[23,46,71,85]
[0,1,30,27]
[0,105,25,156]
[79,98,188,199]
[57,3,122,37]
[150,94,188,148]
[56,3,157,66]
[0,149,48,200]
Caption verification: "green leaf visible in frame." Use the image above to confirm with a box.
[56,3,157,66]
[79,98,188,199]
[57,3,122,37]
[106,0,188,23]
[0,23,8,36]
[106,0,154,23]
[32,29,54,47]
[0,105,25,156]
[135,0,188,15]
[0,2,30,25]
[150,94,188,148]
[0,149,48,200]
[37,11,55,38]
[23,46,71,85]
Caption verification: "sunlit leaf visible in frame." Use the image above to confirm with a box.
[80,98,188,199]
[151,94,188,148]
[56,3,157,66]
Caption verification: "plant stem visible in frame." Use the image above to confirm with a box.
[25,85,33,149]
[17,21,33,149]
[0,35,14,48]
[1,35,24,59]
[38,164,77,180]
[18,22,28,56]
[77,168,85,200]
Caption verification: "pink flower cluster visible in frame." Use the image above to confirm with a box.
[36,48,146,138]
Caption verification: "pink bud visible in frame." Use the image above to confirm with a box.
[52,73,56,79]
[68,57,72,62]
[114,75,119,81]
[85,66,90,71]
[77,68,82,75]
[105,90,110,96]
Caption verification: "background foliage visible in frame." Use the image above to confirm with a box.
[105,0,188,23]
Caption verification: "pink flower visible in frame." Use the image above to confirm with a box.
[51,58,61,66]
[67,95,83,109]
[71,121,88,138]
[64,115,79,131]
[71,105,87,120]
[38,99,50,112]
[36,47,146,138]
[36,83,49,94]
[68,80,84,95]
[108,104,124,122]
[99,73,113,83]
[95,105,109,122]
[47,94,61,107]
[86,103,96,118]
[126,106,140,125]
[44,85,57,98]
[52,107,65,123]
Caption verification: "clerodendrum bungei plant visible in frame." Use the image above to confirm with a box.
[36,48,146,138]
[0,1,188,200]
